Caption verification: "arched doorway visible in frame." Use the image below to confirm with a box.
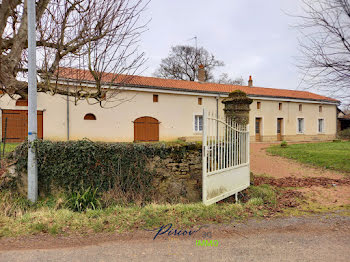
[134,116,159,142]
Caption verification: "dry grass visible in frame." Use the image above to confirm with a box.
[0,182,348,238]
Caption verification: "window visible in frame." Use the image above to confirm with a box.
[319,106,322,113]
[279,103,282,110]
[255,118,261,134]
[299,104,302,111]
[198,97,202,105]
[297,118,304,133]
[153,94,158,102]
[318,119,324,133]
[277,118,282,134]
[257,102,261,109]
[16,99,28,106]
[194,115,203,132]
[84,113,96,120]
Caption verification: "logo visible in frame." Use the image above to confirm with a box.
[195,239,219,247]
[145,223,202,240]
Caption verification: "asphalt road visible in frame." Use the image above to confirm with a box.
[1,215,349,262]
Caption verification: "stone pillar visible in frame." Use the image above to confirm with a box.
[222,90,253,125]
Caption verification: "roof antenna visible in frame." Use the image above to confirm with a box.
[187,36,198,50]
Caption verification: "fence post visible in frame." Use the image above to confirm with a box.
[202,108,207,204]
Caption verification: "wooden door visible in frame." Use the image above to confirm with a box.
[134,116,159,142]
[255,118,261,142]
[2,110,43,142]
[277,118,283,141]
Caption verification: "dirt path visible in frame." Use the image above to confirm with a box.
[250,143,350,207]
[250,143,347,179]
[0,215,349,262]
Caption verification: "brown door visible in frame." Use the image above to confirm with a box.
[134,116,159,142]
[255,118,261,142]
[2,110,43,142]
[277,118,283,141]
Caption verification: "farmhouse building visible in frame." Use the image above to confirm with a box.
[337,109,350,131]
[0,68,339,143]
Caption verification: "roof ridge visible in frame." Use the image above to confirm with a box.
[56,67,339,103]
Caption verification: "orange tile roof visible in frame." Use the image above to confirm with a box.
[56,67,339,103]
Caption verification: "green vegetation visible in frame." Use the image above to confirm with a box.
[279,202,350,217]
[6,140,202,202]
[248,184,277,206]
[0,143,19,156]
[267,141,350,173]
[65,187,101,212]
[280,140,288,148]
[0,182,348,237]
[0,191,246,237]
[246,197,264,207]
[0,183,289,238]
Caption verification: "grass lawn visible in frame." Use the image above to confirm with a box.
[267,141,350,173]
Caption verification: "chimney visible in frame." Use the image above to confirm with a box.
[248,75,253,87]
[198,64,206,82]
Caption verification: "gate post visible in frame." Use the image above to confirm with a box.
[222,90,253,176]
[202,108,207,204]
[222,90,253,125]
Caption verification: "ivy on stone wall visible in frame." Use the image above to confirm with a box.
[9,140,202,202]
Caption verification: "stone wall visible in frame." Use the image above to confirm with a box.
[148,149,202,202]
[0,141,204,204]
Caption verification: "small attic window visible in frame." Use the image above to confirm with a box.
[16,99,28,106]
[84,113,96,120]
[153,94,158,102]
[198,97,202,105]
[257,102,261,109]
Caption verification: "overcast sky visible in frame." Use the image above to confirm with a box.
[138,0,321,96]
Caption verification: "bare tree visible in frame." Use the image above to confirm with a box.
[215,73,244,85]
[154,45,224,81]
[0,0,148,106]
[296,0,350,103]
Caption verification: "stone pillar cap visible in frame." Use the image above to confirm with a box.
[222,90,253,105]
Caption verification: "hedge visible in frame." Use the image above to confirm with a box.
[7,140,202,202]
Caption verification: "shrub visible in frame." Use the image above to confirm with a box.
[337,128,350,140]
[280,140,288,148]
[65,187,101,212]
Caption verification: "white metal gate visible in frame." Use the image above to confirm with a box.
[202,109,250,205]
